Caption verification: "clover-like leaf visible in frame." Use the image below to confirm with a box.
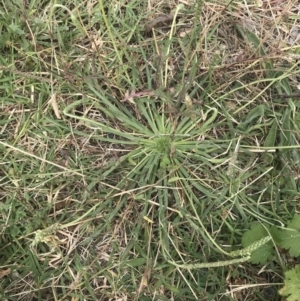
[278,214,300,257]
[279,265,300,301]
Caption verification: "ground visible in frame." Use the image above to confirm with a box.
[1,0,300,300]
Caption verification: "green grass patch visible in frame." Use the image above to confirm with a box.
[1,0,300,300]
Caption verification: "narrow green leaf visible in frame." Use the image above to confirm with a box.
[240,105,264,127]
[167,176,181,183]
[264,119,277,147]
[234,25,265,55]
[126,258,146,267]
[263,119,278,163]
[280,109,292,147]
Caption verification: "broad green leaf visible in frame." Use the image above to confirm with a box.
[278,215,300,257]
[241,223,275,264]
[279,265,300,301]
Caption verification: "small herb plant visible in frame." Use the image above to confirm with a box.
[240,214,300,264]
[279,265,300,301]
[240,214,300,300]
[62,68,230,252]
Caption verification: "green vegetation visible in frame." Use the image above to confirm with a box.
[1,0,300,300]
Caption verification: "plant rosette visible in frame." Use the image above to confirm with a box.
[63,86,226,252]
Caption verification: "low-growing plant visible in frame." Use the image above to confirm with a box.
[238,214,300,300]
[63,82,225,250]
